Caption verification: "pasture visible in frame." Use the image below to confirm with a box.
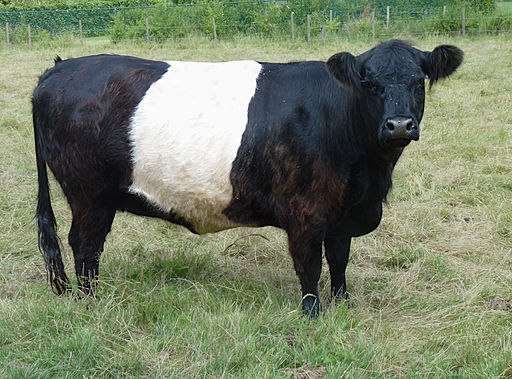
[499,2,512,11]
[1,35,511,377]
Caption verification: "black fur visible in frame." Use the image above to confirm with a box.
[33,116,70,294]
[326,52,362,92]
[225,40,463,316]
[423,44,465,89]
[33,54,170,294]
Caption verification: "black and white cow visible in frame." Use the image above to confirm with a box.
[33,40,463,316]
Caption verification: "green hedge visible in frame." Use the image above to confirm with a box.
[0,8,115,36]
[0,1,161,12]
[0,0,504,44]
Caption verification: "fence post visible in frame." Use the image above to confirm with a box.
[329,10,333,23]
[146,17,149,43]
[386,6,390,29]
[28,24,32,50]
[6,23,9,47]
[291,12,295,42]
[67,10,70,33]
[307,14,311,48]
[79,20,83,44]
[443,6,446,16]
[212,17,217,41]
[462,7,465,38]
[320,25,324,42]
[372,10,376,43]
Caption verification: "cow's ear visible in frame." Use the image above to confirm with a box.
[326,52,362,91]
[423,45,464,88]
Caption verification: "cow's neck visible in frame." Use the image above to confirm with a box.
[352,144,404,209]
[329,114,404,205]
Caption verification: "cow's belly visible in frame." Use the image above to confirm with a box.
[129,60,262,234]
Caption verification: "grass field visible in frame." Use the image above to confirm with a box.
[498,2,512,11]
[0,35,511,377]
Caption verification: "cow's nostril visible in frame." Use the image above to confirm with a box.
[386,122,395,131]
[406,120,415,131]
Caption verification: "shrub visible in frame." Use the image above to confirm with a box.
[429,7,463,33]
[110,9,147,43]
[342,13,385,39]
[9,23,29,44]
[324,17,342,34]
[477,10,512,34]
[151,6,203,39]
[251,3,288,37]
[200,3,227,38]
[100,1,511,43]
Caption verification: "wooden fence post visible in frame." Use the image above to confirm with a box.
[443,6,447,16]
[79,20,83,44]
[320,25,324,42]
[307,14,311,48]
[146,17,149,43]
[372,10,376,43]
[462,7,465,38]
[291,12,295,42]
[212,17,217,41]
[329,10,333,23]
[28,24,31,50]
[386,6,390,29]
[6,23,9,47]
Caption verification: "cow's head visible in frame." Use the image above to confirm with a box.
[326,40,463,148]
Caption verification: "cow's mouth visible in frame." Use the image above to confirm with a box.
[387,139,412,148]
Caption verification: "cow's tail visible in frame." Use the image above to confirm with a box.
[33,104,70,295]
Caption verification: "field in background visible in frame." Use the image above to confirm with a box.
[0,35,511,377]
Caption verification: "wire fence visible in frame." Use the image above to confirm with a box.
[1,1,511,48]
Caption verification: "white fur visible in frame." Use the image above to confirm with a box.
[129,60,262,234]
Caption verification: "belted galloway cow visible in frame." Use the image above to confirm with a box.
[32,40,463,316]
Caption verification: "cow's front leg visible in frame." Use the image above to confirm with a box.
[324,235,351,302]
[287,228,324,318]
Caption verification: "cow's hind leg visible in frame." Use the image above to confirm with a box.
[324,236,351,302]
[287,229,324,318]
[68,206,115,295]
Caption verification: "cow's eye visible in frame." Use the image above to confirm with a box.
[361,80,383,95]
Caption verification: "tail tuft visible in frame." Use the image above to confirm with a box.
[33,95,70,295]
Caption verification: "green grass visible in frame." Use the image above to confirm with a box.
[1,34,512,377]
[498,2,512,12]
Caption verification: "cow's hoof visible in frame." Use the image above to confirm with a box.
[302,295,322,318]
[52,277,72,296]
[333,289,349,304]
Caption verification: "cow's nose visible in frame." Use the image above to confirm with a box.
[385,117,418,140]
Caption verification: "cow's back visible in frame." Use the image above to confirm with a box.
[32,56,265,234]
[32,55,169,197]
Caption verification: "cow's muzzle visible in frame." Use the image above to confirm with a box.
[381,116,419,147]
